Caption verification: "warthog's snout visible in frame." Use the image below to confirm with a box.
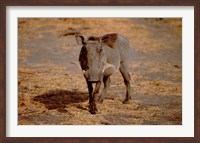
[83,68,102,82]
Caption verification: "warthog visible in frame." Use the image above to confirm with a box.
[75,33,131,114]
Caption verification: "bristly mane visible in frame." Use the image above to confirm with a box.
[87,33,118,48]
[88,36,100,41]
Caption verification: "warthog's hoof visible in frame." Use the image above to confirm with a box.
[89,105,98,114]
[90,109,97,114]
[123,99,130,104]
[123,96,131,104]
[89,108,98,114]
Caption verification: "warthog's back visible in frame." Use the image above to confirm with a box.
[103,34,130,72]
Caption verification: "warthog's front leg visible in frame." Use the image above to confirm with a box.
[98,76,111,103]
[87,81,93,111]
[98,66,115,103]
[87,81,101,114]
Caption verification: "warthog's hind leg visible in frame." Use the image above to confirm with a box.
[119,62,131,104]
[98,76,111,103]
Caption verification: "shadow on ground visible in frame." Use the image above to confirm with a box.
[33,90,88,110]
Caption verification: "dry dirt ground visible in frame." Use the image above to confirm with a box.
[18,18,182,125]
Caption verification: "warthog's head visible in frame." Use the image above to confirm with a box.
[76,34,117,82]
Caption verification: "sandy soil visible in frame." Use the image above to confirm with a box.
[18,18,182,125]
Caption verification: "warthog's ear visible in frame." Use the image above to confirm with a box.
[75,35,85,45]
[100,33,117,48]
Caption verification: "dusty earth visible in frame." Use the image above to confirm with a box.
[18,18,182,125]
